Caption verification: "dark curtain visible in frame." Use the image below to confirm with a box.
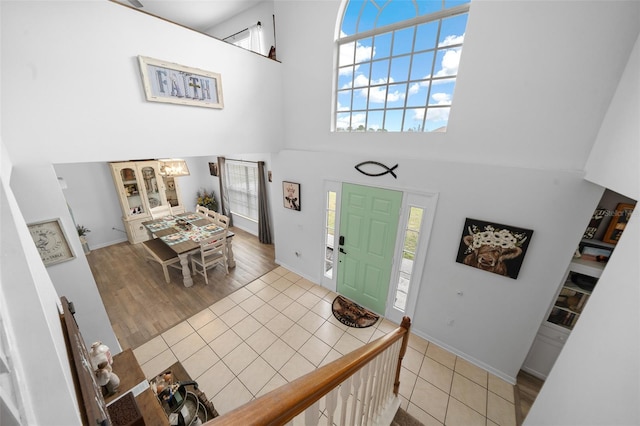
[257,161,272,244]
[217,156,233,226]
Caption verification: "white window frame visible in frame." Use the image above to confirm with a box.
[386,191,438,324]
[321,181,342,291]
[334,1,470,132]
[225,160,259,222]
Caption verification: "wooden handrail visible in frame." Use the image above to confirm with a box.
[206,316,411,426]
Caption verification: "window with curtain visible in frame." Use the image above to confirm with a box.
[335,0,471,132]
[225,160,259,221]
[228,23,264,56]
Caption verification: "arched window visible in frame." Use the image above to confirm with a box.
[335,0,471,132]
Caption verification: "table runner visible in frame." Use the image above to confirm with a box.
[145,213,223,246]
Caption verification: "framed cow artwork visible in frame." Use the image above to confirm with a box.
[455,218,533,279]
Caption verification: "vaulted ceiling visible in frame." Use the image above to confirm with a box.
[112,0,268,32]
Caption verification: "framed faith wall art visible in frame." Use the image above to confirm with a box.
[138,56,224,109]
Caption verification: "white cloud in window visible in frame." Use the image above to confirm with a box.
[352,74,371,88]
[425,107,451,126]
[336,112,367,129]
[435,48,461,77]
[410,105,450,123]
[339,37,374,76]
[411,108,425,121]
[431,93,451,104]
[439,33,464,47]
[408,81,429,95]
[355,77,404,104]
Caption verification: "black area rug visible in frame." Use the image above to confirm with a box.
[332,295,379,328]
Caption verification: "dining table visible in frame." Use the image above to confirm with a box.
[142,212,235,288]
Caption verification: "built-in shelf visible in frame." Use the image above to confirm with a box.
[522,189,634,380]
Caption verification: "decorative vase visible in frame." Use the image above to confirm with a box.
[89,341,112,370]
[80,236,91,255]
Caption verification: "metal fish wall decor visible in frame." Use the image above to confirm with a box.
[354,161,398,179]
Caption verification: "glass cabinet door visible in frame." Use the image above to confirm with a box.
[163,177,179,209]
[119,166,145,216]
[140,165,162,210]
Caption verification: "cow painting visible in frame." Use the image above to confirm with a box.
[456,219,533,279]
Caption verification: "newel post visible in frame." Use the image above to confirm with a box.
[393,316,411,395]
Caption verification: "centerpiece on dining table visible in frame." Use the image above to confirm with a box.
[175,218,192,231]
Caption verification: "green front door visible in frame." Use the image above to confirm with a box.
[337,183,402,315]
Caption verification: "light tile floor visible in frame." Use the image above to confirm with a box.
[133,266,517,425]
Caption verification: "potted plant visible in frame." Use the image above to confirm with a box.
[77,224,91,254]
[196,189,218,212]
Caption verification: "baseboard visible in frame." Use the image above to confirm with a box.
[409,329,518,385]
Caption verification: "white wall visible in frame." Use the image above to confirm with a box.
[11,164,120,352]
[1,145,81,425]
[272,149,603,382]
[54,162,127,249]
[1,1,283,165]
[268,0,639,382]
[275,0,639,170]
[584,33,640,201]
[525,31,640,426]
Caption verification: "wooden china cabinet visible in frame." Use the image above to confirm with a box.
[109,160,185,244]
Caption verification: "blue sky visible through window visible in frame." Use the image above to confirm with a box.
[336,0,470,132]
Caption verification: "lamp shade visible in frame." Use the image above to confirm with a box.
[158,159,190,176]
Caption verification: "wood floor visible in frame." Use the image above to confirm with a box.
[515,370,544,424]
[88,227,278,350]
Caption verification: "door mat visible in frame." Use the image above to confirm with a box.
[332,295,379,328]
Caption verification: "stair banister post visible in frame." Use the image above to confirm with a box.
[393,316,412,395]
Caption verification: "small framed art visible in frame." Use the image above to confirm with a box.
[28,219,75,266]
[283,181,301,211]
[602,203,635,244]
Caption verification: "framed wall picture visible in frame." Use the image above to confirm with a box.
[602,203,635,244]
[138,56,224,109]
[28,219,75,266]
[283,181,301,211]
[208,162,218,176]
[455,218,533,279]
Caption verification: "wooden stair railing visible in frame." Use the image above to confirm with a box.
[206,316,411,426]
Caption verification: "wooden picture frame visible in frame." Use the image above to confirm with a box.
[208,162,218,176]
[283,181,301,211]
[138,56,224,109]
[602,203,635,244]
[28,219,75,266]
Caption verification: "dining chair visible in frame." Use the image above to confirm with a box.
[195,204,209,215]
[150,205,172,219]
[205,209,217,221]
[142,238,182,283]
[213,213,230,229]
[191,229,228,285]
